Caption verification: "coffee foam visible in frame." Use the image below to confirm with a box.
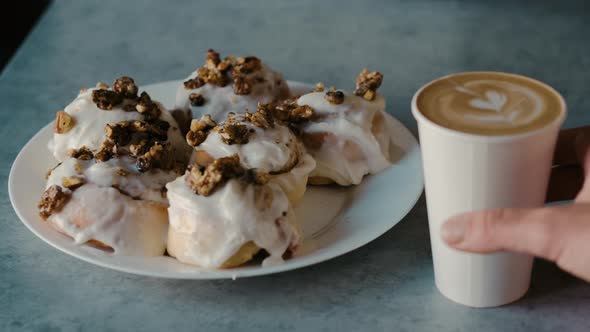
[416,72,564,136]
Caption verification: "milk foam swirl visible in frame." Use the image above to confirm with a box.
[416,72,564,136]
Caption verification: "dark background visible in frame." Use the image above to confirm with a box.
[0,1,51,73]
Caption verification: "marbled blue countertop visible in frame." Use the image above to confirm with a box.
[2,1,589,331]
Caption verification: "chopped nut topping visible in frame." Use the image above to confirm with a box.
[185,155,245,196]
[218,122,250,145]
[92,89,123,110]
[96,82,109,89]
[313,82,325,92]
[244,103,275,129]
[150,119,170,141]
[113,76,138,99]
[62,176,85,190]
[128,136,151,157]
[205,49,221,69]
[197,66,229,87]
[186,115,217,147]
[325,89,345,105]
[186,130,207,147]
[69,146,93,160]
[136,92,161,120]
[105,122,132,146]
[95,141,115,162]
[103,117,172,170]
[54,111,75,134]
[122,101,138,112]
[274,100,315,123]
[189,93,205,106]
[184,77,206,90]
[363,90,375,101]
[353,69,383,101]
[233,76,252,95]
[217,57,233,73]
[38,185,70,220]
[233,56,262,75]
[136,142,173,172]
[187,51,267,96]
[136,155,152,173]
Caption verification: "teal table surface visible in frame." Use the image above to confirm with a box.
[2,1,589,331]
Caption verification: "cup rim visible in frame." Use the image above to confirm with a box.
[411,71,567,142]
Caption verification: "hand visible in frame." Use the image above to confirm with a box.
[441,126,590,282]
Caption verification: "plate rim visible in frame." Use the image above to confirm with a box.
[8,80,424,279]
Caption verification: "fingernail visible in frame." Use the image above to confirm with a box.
[441,215,470,245]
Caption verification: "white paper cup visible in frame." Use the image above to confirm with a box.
[412,72,566,307]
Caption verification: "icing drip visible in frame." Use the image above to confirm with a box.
[297,91,392,185]
[45,157,179,255]
[166,176,299,268]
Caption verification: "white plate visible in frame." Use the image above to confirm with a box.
[9,80,423,279]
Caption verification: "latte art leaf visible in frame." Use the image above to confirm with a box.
[469,90,507,112]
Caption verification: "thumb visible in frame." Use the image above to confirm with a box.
[441,207,564,261]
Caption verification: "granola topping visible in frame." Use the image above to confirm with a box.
[183,50,266,96]
[233,56,262,75]
[136,92,162,121]
[218,121,250,145]
[184,155,269,196]
[197,66,229,87]
[62,176,85,190]
[189,93,205,106]
[112,76,138,99]
[325,89,345,105]
[38,185,70,220]
[92,89,123,110]
[353,69,383,101]
[54,111,76,134]
[135,142,173,173]
[183,77,205,89]
[186,115,217,147]
[95,141,115,162]
[274,100,315,124]
[185,155,245,196]
[205,49,221,69]
[244,104,276,129]
[102,118,173,172]
[233,76,252,95]
[69,146,94,160]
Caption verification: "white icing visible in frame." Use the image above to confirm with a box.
[49,185,168,256]
[45,157,180,255]
[47,157,178,205]
[50,88,190,163]
[194,115,316,202]
[296,91,392,185]
[166,176,299,269]
[174,63,288,122]
[198,116,299,171]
